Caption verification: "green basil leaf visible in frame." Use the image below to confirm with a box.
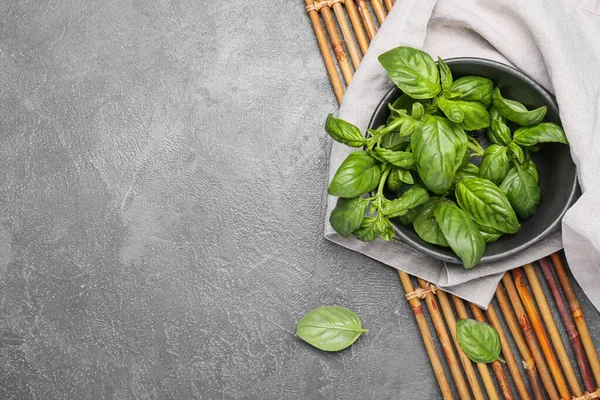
[438,57,453,92]
[434,200,485,269]
[499,165,541,219]
[381,184,430,218]
[380,129,411,150]
[329,197,368,237]
[412,102,425,119]
[480,231,502,243]
[296,306,368,352]
[508,142,524,163]
[378,46,441,99]
[448,76,494,107]
[352,217,381,242]
[328,151,382,198]
[513,122,568,146]
[456,163,480,180]
[455,177,520,234]
[522,159,539,182]
[398,207,420,225]
[324,114,367,147]
[412,115,468,195]
[390,95,431,115]
[486,107,509,145]
[377,218,395,241]
[374,148,414,169]
[413,197,449,247]
[457,101,490,131]
[438,97,464,123]
[479,144,510,185]
[456,319,505,363]
[492,88,547,126]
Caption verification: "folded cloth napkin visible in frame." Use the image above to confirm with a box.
[324,0,600,308]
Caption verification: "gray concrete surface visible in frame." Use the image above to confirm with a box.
[1,1,600,399]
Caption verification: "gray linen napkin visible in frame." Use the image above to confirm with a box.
[324,0,600,308]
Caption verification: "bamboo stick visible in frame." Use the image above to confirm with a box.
[437,290,486,400]
[355,0,377,40]
[371,0,387,25]
[572,388,600,400]
[319,4,353,85]
[417,279,472,400]
[512,268,571,400]
[398,272,454,399]
[494,285,546,400]
[383,0,394,12]
[331,1,362,70]
[305,0,344,103]
[452,295,500,400]
[540,257,595,393]
[524,261,584,397]
[469,304,515,400]
[551,252,600,387]
[485,303,532,400]
[343,0,370,55]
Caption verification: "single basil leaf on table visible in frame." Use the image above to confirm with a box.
[492,88,547,126]
[456,318,505,363]
[455,177,520,234]
[324,114,367,147]
[329,197,368,237]
[448,76,494,107]
[352,217,381,242]
[328,151,381,198]
[412,197,449,247]
[438,56,453,92]
[513,122,568,146]
[437,96,465,123]
[507,142,525,163]
[434,200,486,269]
[381,184,430,218]
[479,144,510,185]
[499,164,541,219]
[378,46,441,99]
[374,148,414,169]
[412,115,468,195]
[296,306,368,352]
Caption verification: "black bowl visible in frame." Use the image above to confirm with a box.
[368,57,579,265]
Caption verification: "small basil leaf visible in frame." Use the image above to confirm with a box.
[329,197,368,237]
[412,115,468,195]
[499,165,541,220]
[455,177,520,234]
[396,168,414,184]
[480,231,502,243]
[387,169,404,192]
[413,197,449,247]
[412,102,425,119]
[378,218,395,241]
[381,184,430,218]
[398,207,420,225]
[438,96,464,123]
[390,94,431,115]
[457,101,490,131]
[513,122,568,146]
[479,144,510,185]
[324,114,367,147]
[508,142,525,163]
[352,217,381,242]
[400,117,421,137]
[486,107,509,145]
[380,130,412,150]
[434,200,485,269]
[456,319,505,363]
[492,88,547,126]
[378,46,441,99]
[374,148,414,169]
[438,57,453,92]
[448,76,494,107]
[296,306,368,352]
[328,151,381,198]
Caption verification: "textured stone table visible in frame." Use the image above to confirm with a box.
[1,1,599,399]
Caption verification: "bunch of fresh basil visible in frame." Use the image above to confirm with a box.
[326,46,568,269]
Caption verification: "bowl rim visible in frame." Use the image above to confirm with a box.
[367,56,580,265]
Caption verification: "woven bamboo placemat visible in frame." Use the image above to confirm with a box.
[304,1,600,399]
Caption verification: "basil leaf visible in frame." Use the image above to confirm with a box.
[378,46,441,99]
[434,200,485,269]
[377,218,395,241]
[398,207,419,225]
[390,95,431,115]
[438,57,453,92]
[522,159,539,182]
[456,319,505,363]
[480,231,502,243]
[492,88,547,126]
[374,148,414,169]
[381,184,430,218]
[456,163,479,180]
[479,144,510,185]
[412,102,425,119]
[325,114,367,147]
[508,142,524,163]
[329,197,368,237]
[352,217,381,242]
[499,165,541,219]
[457,101,490,131]
[296,306,368,352]
[513,122,568,146]
[413,198,449,247]
[448,76,494,107]
[455,177,520,234]
[438,96,464,123]
[487,107,510,145]
[328,151,381,198]
[412,115,468,195]
[380,129,412,150]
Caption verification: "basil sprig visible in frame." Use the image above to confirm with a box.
[324,46,569,269]
[296,306,368,352]
[457,319,505,364]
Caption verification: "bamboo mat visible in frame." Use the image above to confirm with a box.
[304,1,600,399]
